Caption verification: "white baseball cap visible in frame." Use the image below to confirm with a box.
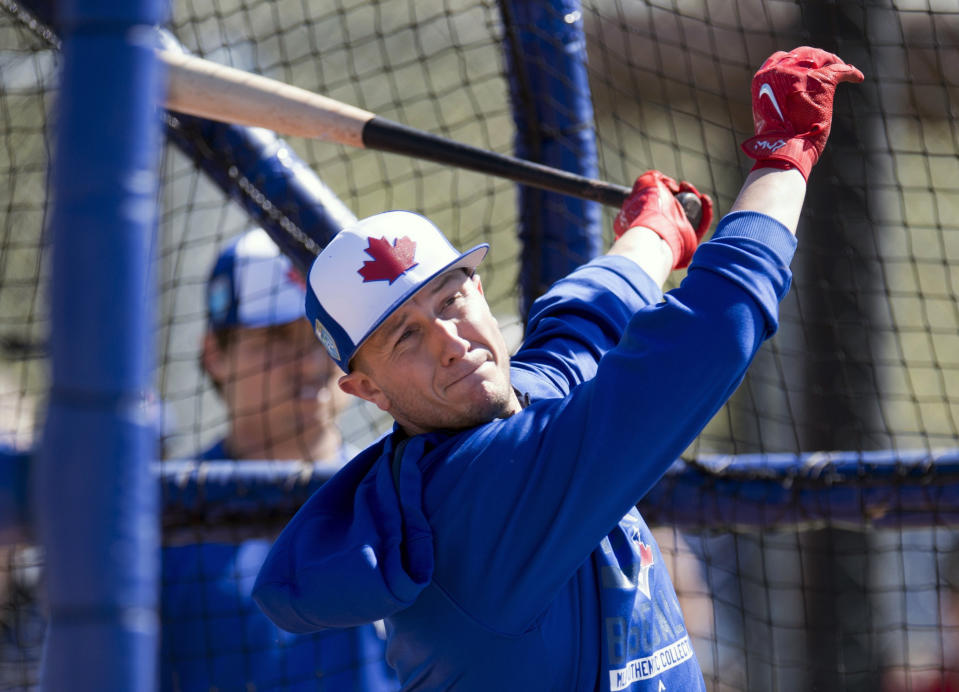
[207,228,306,329]
[305,210,489,371]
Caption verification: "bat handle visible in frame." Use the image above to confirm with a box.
[675,191,704,232]
[601,183,704,232]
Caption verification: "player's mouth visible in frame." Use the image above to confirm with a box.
[444,357,491,392]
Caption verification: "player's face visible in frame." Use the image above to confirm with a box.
[341,269,520,435]
[218,318,344,448]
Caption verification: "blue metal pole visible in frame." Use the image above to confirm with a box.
[500,0,601,318]
[164,114,356,274]
[35,0,165,689]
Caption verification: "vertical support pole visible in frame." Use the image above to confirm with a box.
[795,5,879,692]
[499,0,601,319]
[36,0,165,688]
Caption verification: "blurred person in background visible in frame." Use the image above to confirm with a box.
[160,228,397,691]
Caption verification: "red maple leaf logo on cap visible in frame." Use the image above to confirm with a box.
[358,236,418,284]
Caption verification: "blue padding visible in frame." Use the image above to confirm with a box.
[165,114,357,274]
[39,2,164,689]
[640,448,959,529]
[161,460,334,513]
[7,449,958,547]
[156,450,959,536]
[501,0,602,317]
[8,449,958,546]
[158,31,357,276]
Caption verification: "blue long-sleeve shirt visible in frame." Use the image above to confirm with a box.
[253,211,797,691]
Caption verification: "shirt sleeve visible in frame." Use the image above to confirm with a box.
[509,253,666,400]
[418,211,797,633]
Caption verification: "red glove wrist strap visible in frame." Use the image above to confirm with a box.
[750,158,803,177]
[741,136,813,180]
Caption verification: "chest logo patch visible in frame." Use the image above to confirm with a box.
[636,539,655,599]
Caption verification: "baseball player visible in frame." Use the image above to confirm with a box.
[197,228,350,464]
[253,47,863,690]
[160,229,398,691]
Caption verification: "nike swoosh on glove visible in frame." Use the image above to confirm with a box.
[741,46,864,180]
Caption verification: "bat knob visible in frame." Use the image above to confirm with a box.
[675,191,703,231]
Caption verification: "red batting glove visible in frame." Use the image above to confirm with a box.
[741,46,864,180]
[613,170,714,270]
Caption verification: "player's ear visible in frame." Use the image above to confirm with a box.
[472,272,484,296]
[339,371,389,412]
[201,330,228,386]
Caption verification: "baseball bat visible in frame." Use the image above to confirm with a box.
[158,49,703,229]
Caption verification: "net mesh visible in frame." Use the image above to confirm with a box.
[1,0,958,690]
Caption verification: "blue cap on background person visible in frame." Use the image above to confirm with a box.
[305,210,489,372]
[207,228,307,330]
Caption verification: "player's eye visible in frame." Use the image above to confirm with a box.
[441,291,464,312]
[394,326,416,349]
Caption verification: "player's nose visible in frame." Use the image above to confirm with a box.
[430,318,469,364]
